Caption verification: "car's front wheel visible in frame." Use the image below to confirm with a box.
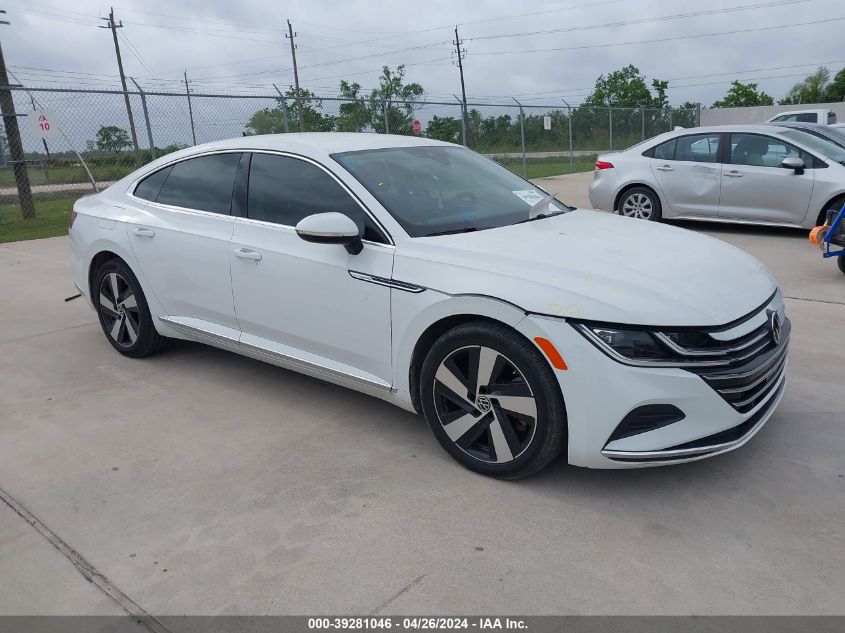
[94,258,168,358]
[619,186,661,221]
[419,322,566,479]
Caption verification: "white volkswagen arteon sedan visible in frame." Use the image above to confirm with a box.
[70,133,788,478]
[589,124,845,228]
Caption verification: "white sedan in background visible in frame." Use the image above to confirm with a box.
[70,133,788,478]
[589,124,845,228]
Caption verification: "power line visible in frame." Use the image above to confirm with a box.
[468,0,808,41]
[471,16,845,56]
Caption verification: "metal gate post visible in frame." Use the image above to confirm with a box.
[130,78,155,159]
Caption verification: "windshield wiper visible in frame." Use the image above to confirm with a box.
[425,227,479,237]
[515,210,567,224]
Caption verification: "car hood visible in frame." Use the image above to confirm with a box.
[393,209,777,327]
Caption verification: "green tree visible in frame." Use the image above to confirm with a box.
[245,108,286,135]
[584,65,669,108]
[245,87,334,134]
[368,65,424,134]
[824,67,845,102]
[335,80,371,132]
[425,115,462,143]
[780,67,830,105]
[712,81,774,107]
[95,125,131,153]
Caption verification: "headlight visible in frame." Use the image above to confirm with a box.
[571,322,730,368]
[575,324,670,362]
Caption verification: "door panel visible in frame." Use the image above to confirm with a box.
[230,220,394,384]
[649,133,722,217]
[125,152,242,329]
[717,133,815,224]
[127,206,238,328]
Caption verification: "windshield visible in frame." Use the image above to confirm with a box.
[332,146,572,237]
[779,129,845,164]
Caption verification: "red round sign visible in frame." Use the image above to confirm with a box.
[412,119,421,135]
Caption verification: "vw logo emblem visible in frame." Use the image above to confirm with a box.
[475,395,492,413]
[768,310,783,345]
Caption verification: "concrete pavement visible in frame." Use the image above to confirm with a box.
[1,174,843,616]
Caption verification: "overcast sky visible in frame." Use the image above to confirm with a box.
[4,0,844,107]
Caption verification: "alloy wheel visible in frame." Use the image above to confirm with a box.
[99,272,140,348]
[622,192,654,219]
[432,345,537,464]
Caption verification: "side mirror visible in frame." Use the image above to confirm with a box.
[782,156,805,175]
[295,212,363,255]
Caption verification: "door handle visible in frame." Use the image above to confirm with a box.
[133,227,155,238]
[655,164,674,171]
[233,248,262,261]
[724,170,743,178]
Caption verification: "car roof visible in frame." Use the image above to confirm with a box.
[189,132,452,155]
[633,124,822,147]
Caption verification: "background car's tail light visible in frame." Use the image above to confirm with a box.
[68,210,78,229]
[595,161,614,170]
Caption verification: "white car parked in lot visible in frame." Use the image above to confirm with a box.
[766,108,837,125]
[70,133,788,477]
[589,124,845,228]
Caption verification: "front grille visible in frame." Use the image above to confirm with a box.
[668,315,790,414]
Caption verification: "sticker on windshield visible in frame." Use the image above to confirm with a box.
[512,190,546,206]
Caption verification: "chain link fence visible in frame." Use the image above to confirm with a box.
[0,84,699,242]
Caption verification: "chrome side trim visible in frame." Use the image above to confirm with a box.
[238,340,392,392]
[158,316,391,393]
[601,376,784,461]
[348,270,426,293]
[159,316,239,349]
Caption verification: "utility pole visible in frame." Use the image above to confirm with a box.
[286,20,304,132]
[453,26,468,146]
[100,7,140,165]
[0,14,36,219]
[184,71,197,145]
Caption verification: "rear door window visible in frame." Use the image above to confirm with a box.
[652,139,677,160]
[674,134,721,162]
[155,153,241,214]
[133,165,172,202]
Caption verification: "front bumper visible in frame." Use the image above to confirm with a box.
[518,310,787,469]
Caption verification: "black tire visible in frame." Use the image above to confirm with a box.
[419,321,567,479]
[93,258,168,358]
[838,255,845,276]
[618,186,662,222]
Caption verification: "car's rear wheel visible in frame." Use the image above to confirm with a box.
[419,322,566,479]
[619,187,661,221]
[94,259,168,358]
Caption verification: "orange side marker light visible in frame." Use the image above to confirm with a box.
[534,337,568,371]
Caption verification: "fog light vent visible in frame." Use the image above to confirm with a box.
[606,405,685,443]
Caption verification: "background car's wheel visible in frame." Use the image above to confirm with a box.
[619,187,661,221]
[419,321,566,479]
[838,256,845,275]
[94,258,168,358]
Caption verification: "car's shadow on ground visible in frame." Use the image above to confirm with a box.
[161,338,769,502]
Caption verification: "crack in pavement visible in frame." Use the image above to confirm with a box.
[0,486,173,633]
[783,295,845,306]
[369,575,426,615]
